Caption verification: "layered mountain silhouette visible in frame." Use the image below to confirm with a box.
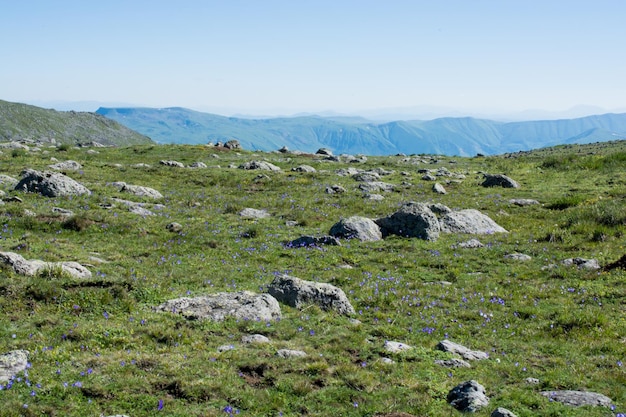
[96,107,626,156]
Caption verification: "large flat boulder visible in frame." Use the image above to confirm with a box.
[540,390,612,407]
[14,169,90,197]
[440,209,508,234]
[267,274,355,316]
[154,291,281,322]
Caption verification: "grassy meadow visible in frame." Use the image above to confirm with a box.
[0,141,625,416]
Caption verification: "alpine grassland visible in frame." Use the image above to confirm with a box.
[0,140,625,417]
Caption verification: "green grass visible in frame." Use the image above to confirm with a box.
[0,141,625,416]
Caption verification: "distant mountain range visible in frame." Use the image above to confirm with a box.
[0,100,152,146]
[97,106,626,156]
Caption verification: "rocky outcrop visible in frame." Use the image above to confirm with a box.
[376,202,440,240]
[0,251,92,278]
[329,216,382,241]
[267,274,355,315]
[14,169,91,197]
[155,291,281,322]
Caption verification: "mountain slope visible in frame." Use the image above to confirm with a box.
[97,106,626,156]
[0,100,152,146]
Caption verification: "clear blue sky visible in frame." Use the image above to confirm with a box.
[2,0,625,116]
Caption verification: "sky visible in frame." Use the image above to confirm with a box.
[2,1,626,118]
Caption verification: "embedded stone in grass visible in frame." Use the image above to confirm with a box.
[291,164,316,173]
[436,340,488,360]
[329,216,382,242]
[276,349,307,358]
[383,341,413,353]
[447,380,490,412]
[154,291,281,322]
[325,184,346,194]
[267,273,355,316]
[48,160,82,170]
[238,160,282,171]
[491,407,518,417]
[358,181,395,193]
[504,252,532,261]
[455,238,484,249]
[0,350,29,382]
[166,222,183,233]
[242,334,270,344]
[562,257,600,270]
[432,182,446,194]
[439,209,508,234]
[239,207,271,219]
[0,251,92,278]
[509,198,540,206]
[120,183,163,199]
[14,169,91,197]
[435,358,471,368]
[539,390,612,407]
[159,160,185,167]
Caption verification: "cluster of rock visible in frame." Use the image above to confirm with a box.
[289,202,507,247]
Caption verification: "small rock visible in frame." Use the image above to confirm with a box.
[329,216,382,242]
[482,174,520,188]
[436,340,488,360]
[160,160,185,168]
[504,252,532,261]
[288,235,341,247]
[491,407,518,417]
[509,198,539,206]
[276,349,307,358]
[384,341,413,353]
[48,160,82,170]
[562,258,600,270]
[0,350,30,382]
[239,160,282,171]
[435,358,471,368]
[166,222,183,233]
[456,239,484,249]
[325,184,346,194]
[241,334,270,344]
[239,208,271,219]
[292,165,316,173]
[217,344,235,352]
[433,182,447,194]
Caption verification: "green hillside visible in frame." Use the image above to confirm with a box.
[0,100,152,146]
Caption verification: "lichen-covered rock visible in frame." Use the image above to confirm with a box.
[436,340,489,360]
[14,169,91,197]
[540,390,612,407]
[376,202,440,240]
[0,251,91,278]
[267,273,355,315]
[239,208,271,219]
[155,291,281,322]
[329,216,382,242]
[447,380,490,412]
[440,209,508,234]
[0,350,29,382]
[48,160,82,171]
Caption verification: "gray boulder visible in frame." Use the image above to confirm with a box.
[325,184,346,194]
[376,202,440,240]
[384,341,413,353]
[335,167,360,177]
[436,340,489,360]
[456,239,484,249]
[491,407,518,417]
[14,169,91,197]
[0,174,18,188]
[239,160,282,171]
[540,390,612,407]
[447,380,490,412]
[504,252,532,261]
[224,139,241,150]
[155,291,281,322]
[288,235,341,247]
[482,174,520,188]
[0,350,29,382]
[316,148,333,156]
[189,161,207,168]
[267,273,355,316]
[121,184,163,199]
[329,216,382,241]
[440,209,508,234]
[166,222,183,233]
[352,172,380,182]
[241,334,270,344]
[277,349,307,358]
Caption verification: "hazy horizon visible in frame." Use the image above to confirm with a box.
[3,1,625,119]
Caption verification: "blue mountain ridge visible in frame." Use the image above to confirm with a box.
[96,107,626,156]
